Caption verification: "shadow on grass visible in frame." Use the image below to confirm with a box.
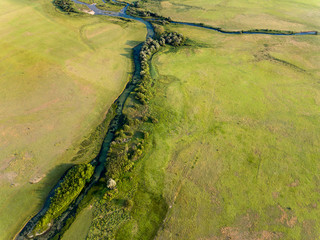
[120,40,142,59]
[34,163,74,204]
[126,40,143,47]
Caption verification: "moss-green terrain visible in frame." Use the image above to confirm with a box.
[0,0,145,239]
[125,26,320,239]
[1,0,319,239]
[64,26,320,240]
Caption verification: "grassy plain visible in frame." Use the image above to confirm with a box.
[141,0,320,31]
[62,205,93,240]
[112,25,320,239]
[0,0,146,239]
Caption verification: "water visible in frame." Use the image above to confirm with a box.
[72,0,154,38]
[171,21,317,36]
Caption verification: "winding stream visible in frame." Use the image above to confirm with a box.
[16,2,154,240]
[171,21,318,35]
[73,0,154,38]
[16,1,318,239]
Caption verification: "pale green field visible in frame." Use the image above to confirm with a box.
[114,26,320,239]
[142,0,320,31]
[63,205,93,240]
[0,0,146,239]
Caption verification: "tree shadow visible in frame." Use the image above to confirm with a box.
[120,40,143,59]
[121,48,133,60]
[126,40,142,47]
[34,163,74,203]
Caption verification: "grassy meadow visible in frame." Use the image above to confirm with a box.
[141,0,320,31]
[1,0,319,239]
[0,0,146,239]
[111,25,320,239]
[62,205,94,240]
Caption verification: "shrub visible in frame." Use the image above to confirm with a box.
[124,199,133,210]
[53,0,77,13]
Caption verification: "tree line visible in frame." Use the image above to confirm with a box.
[105,31,185,180]
[32,163,94,235]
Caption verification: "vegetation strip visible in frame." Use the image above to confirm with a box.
[31,164,94,236]
[170,21,318,35]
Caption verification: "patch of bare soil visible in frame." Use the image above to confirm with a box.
[29,174,45,184]
[278,205,298,228]
[204,212,283,240]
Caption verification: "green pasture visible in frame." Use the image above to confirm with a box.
[62,205,93,240]
[0,0,146,239]
[114,25,320,239]
[1,0,319,238]
[141,0,320,31]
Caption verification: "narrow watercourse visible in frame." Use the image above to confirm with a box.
[16,1,318,239]
[16,2,154,239]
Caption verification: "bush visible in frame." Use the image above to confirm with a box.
[124,199,133,210]
[103,189,118,201]
[53,0,77,13]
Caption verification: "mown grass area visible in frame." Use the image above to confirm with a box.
[0,0,146,239]
[111,25,320,239]
[140,0,320,31]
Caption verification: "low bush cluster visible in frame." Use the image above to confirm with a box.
[53,0,78,13]
[127,5,171,21]
[244,29,294,34]
[105,123,146,179]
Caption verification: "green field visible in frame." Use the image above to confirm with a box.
[63,205,93,240]
[121,26,320,239]
[63,24,320,239]
[141,0,320,31]
[2,0,320,239]
[0,0,146,239]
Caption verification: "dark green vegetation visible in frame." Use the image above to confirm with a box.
[127,4,170,21]
[134,32,184,105]
[53,0,77,13]
[33,164,94,235]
